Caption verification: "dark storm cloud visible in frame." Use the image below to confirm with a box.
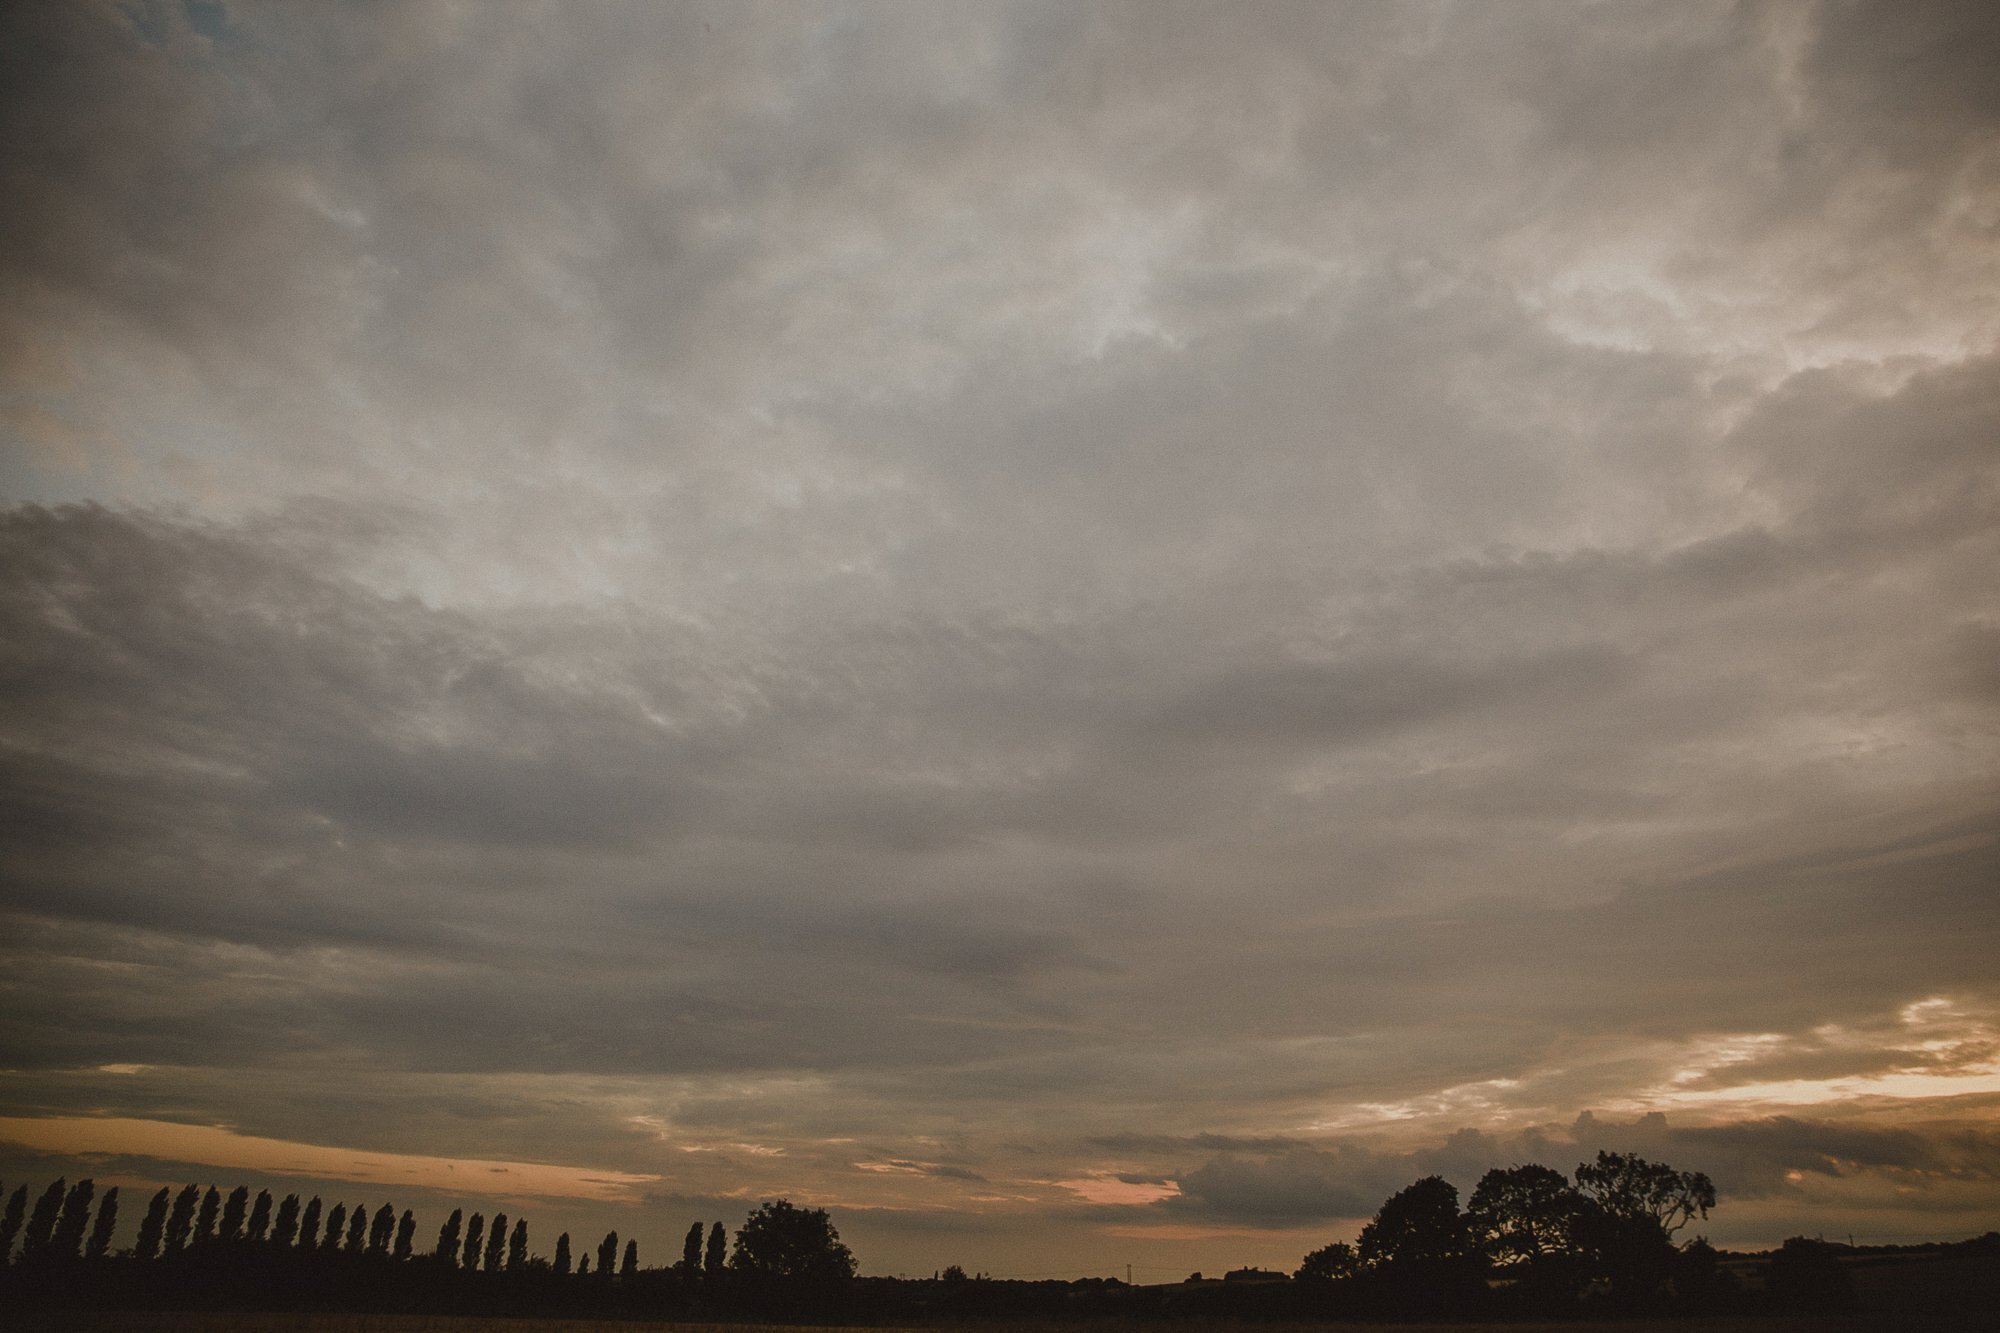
[2,0,1998,1276]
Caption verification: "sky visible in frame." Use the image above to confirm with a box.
[2,0,1997,1280]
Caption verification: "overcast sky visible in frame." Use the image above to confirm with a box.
[3,0,1997,1278]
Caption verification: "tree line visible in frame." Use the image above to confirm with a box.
[1288,1151,1723,1315]
[0,1176,853,1320]
[0,1158,1942,1320]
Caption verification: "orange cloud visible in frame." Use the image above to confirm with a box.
[0,1116,661,1202]
[1052,1173,1180,1206]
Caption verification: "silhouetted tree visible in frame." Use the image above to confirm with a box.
[578,1252,591,1278]
[322,1203,347,1252]
[704,1219,725,1277]
[194,1186,220,1245]
[0,1183,28,1263]
[1573,1151,1714,1297]
[1357,1176,1480,1313]
[52,1179,96,1260]
[298,1196,323,1249]
[462,1212,485,1271]
[134,1187,169,1261]
[485,1212,507,1272]
[622,1237,639,1280]
[247,1189,273,1243]
[554,1231,572,1276]
[394,1210,416,1261]
[164,1184,199,1253]
[729,1200,856,1281]
[681,1220,704,1275]
[1359,1176,1471,1269]
[271,1194,299,1248]
[1573,1151,1714,1237]
[508,1217,528,1270]
[369,1202,396,1254]
[344,1202,367,1252]
[1467,1163,1590,1277]
[85,1186,119,1260]
[219,1184,248,1242]
[435,1208,462,1266]
[1295,1240,1359,1282]
[21,1178,66,1261]
[596,1230,618,1280]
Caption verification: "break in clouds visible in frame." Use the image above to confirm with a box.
[2,0,1997,1276]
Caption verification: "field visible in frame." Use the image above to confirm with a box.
[19,1316,2000,1333]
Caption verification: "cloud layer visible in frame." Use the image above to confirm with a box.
[3,0,1997,1276]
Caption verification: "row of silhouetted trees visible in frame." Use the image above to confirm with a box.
[1,1178,860,1319]
[0,1179,122,1267]
[1290,1151,1723,1315]
[0,1175,675,1283]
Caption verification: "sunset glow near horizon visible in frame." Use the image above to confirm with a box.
[2,0,1997,1280]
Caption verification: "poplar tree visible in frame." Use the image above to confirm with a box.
[596,1230,618,1280]
[622,1237,639,1280]
[52,1179,96,1260]
[194,1186,220,1244]
[0,1184,27,1263]
[484,1212,507,1272]
[704,1220,725,1277]
[344,1202,367,1252]
[164,1184,199,1253]
[219,1185,248,1241]
[508,1217,528,1269]
[271,1194,299,1247]
[298,1196,323,1249]
[554,1231,572,1276]
[681,1221,703,1275]
[247,1189,273,1243]
[577,1252,591,1277]
[134,1187,170,1261]
[322,1203,347,1252]
[462,1212,485,1271]
[22,1178,66,1260]
[85,1186,119,1260]
[368,1202,395,1254]
[435,1208,462,1266]
[394,1209,416,1260]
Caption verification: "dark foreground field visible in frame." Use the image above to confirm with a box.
[18,1316,2000,1333]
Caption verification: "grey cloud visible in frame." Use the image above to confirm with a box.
[1090,1133,1317,1156]
[1133,646,1634,752]
[1564,1111,2000,1203]
[1159,1111,2000,1228]
[1169,1145,1415,1223]
[2,0,1997,1276]
[4,490,1995,1089]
